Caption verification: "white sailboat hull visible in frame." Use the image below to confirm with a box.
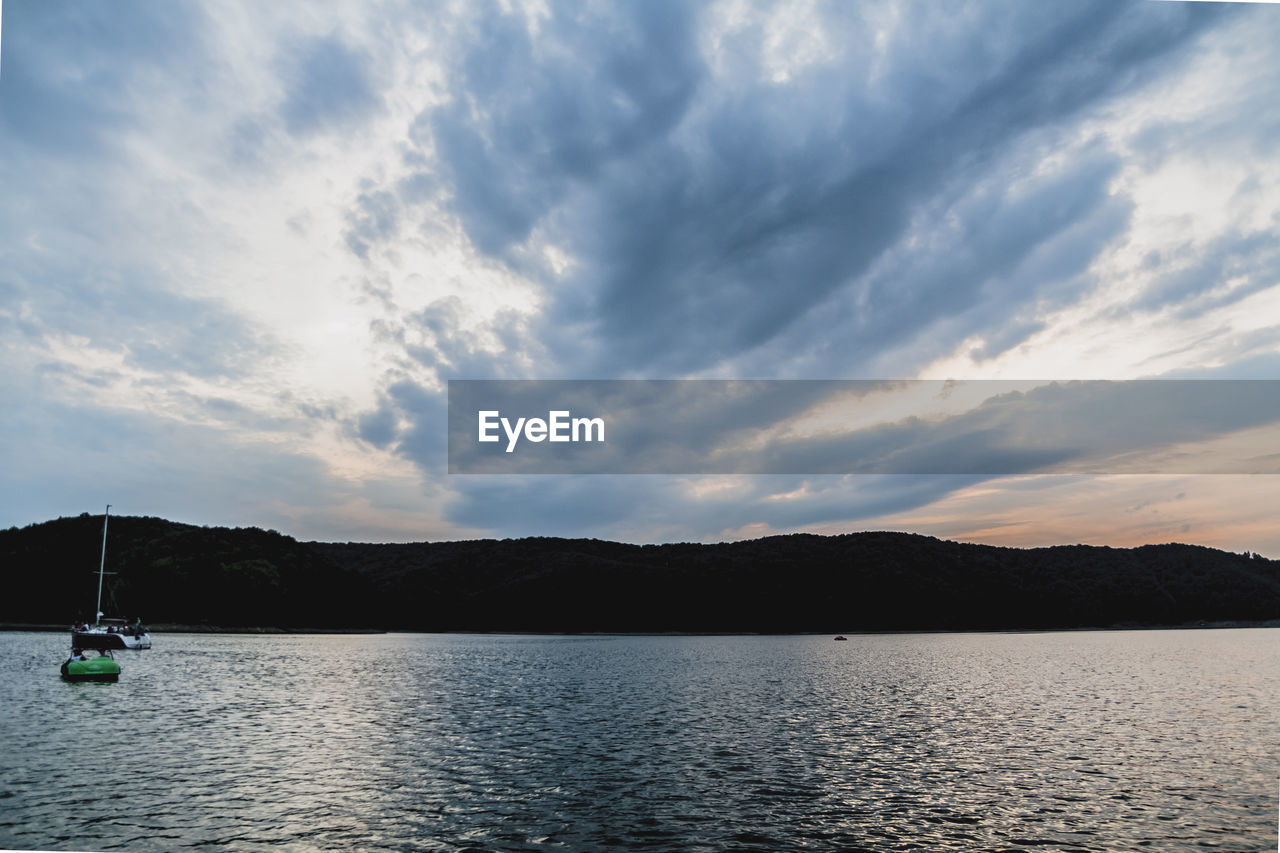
[72,628,152,650]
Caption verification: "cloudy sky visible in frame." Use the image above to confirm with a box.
[2,1,1279,554]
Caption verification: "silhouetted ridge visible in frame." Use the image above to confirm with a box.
[311,532,1280,632]
[3,516,1278,631]
[0,513,374,628]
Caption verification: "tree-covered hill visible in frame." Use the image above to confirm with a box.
[311,532,1280,632]
[3,514,1278,632]
[0,513,374,628]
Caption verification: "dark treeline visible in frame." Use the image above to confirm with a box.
[1,514,373,629]
[3,513,1279,632]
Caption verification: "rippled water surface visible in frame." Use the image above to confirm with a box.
[0,630,1276,851]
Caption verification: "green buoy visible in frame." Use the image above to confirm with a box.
[60,649,121,683]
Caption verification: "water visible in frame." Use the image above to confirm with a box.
[0,630,1276,852]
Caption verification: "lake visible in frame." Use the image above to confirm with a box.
[0,629,1276,851]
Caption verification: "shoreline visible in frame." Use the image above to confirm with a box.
[3,619,1278,635]
[0,623,387,635]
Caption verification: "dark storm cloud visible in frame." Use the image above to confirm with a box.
[572,4,1201,374]
[425,0,704,258]
[352,0,1250,474]
[749,148,1133,374]
[411,0,1228,376]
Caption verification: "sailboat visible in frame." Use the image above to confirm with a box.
[70,505,152,651]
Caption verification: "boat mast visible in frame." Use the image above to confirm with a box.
[95,504,110,626]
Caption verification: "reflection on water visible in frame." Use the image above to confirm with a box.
[0,630,1276,851]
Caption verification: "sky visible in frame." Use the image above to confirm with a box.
[2,0,1279,554]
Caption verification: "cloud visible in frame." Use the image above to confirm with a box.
[120,291,275,380]
[442,473,988,543]
[864,474,1280,557]
[1132,229,1280,317]
[767,147,1134,374]
[402,1,1230,377]
[357,401,399,449]
[345,185,402,259]
[369,296,548,389]
[745,380,1280,476]
[336,0,1279,542]
[1164,348,1280,381]
[278,35,382,137]
[0,387,350,533]
[3,0,1278,551]
[0,1,208,158]
[423,0,705,257]
[2,247,275,382]
[938,381,1274,474]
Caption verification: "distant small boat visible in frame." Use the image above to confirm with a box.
[71,505,152,651]
[60,648,120,683]
[833,635,848,641]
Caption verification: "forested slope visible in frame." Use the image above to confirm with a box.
[4,514,1278,632]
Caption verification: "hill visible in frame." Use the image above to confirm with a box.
[310,533,1280,632]
[0,513,374,629]
[3,514,1279,632]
